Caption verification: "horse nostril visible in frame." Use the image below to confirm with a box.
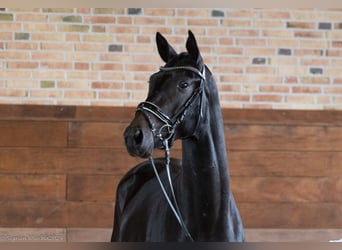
[133,128,143,145]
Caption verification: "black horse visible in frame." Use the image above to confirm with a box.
[111,30,244,242]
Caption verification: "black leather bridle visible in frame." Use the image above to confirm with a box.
[136,65,206,147]
[135,65,206,241]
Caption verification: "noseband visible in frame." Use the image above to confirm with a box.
[135,65,206,241]
[136,65,206,146]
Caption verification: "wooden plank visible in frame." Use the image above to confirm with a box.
[0,228,66,242]
[0,121,68,147]
[0,175,66,201]
[67,228,112,242]
[228,151,342,177]
[231,176,342,203]
[75,106,135,122]
[68,122,127,148]
[238,202,342,228]
[222,109,342,126]
[68,121,183,150]
[2,104,342,126]
[67,175,119,202]
[0,201,114,227]
[0,104,75,120]
[226,124,342,151]
[245,229,342,242]
[0,147,181,175]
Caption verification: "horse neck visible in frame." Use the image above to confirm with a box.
[180,78,230,237]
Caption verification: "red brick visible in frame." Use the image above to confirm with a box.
[31,52,64,61]
[58,81,89,89]
[24,23,56,32]
[7,61,38,69]
[253,95,282,102]
[227,10,259,18]
[292,86,321,93]
[237,38,266,47]
[325,87,342,94]
[287,22,315,29]
[16,13,48,22]
[74,44,107,52]
[64,90,95,99]
[144,9,175,16]
[40,62,72,70]
[126,64,156,72]
[220,94,250,102]
[41,43,73,51]
[66,71,98,80]
[98,91,129,99]
[334,78,342,84]
[213,66,243,74]
[246,66,275,74]
[294,31,324,38]
[0,23,21,31]
[230,29,259,37]
[261,10,290,19]
[300,59,329,66]
[0,51,30,60]
[332,41,342,48]
[92,82,123,89]
[0,89,27,97]
[92,63,123,71]
[86,16,115,23]
[75,63,90,70]
[301,77,330,84]
[327,50,342,57]
[177,9,209,16]
[260,86,289,93]
[222,20,252,27]
[117,16,132,24]
[6,42,38,50]
[135,17,166,25]
[286,95,315,104]
[188,19,218,26]
[284,77,298,84]
[30,90,62,98]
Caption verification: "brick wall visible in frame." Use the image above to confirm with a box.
[0,8,341,109]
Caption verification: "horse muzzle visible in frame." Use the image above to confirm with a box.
[124,116,155,158]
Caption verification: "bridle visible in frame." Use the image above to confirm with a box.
[136,65,206,147]
[135,65,206,241]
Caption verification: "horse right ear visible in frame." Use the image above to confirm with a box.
[156,32,177,63]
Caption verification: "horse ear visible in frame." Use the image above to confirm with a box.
[186,30,202,65]
[156,32,177,63]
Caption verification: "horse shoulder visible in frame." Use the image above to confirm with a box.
[115,157,182,213]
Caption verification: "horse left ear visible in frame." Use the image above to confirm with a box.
[156,32,177,63]
[186,30,203,65]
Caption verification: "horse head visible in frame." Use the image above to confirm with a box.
[124,30,207,158]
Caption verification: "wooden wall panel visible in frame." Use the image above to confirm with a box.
[68,122,127,148]
[0,175,66,201]
[226,125,342,151]
[231,177,342,203]
[0,104,341,230]
[0,121,68,147]
[239,203,342,228]
[0,201,114,228]
[228,151,342,177]
[67,175,119,202]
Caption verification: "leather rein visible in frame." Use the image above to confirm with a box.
[135,65,206,241]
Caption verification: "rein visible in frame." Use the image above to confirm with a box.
[137,65,206,242]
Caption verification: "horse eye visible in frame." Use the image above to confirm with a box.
[178,81,189,89]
